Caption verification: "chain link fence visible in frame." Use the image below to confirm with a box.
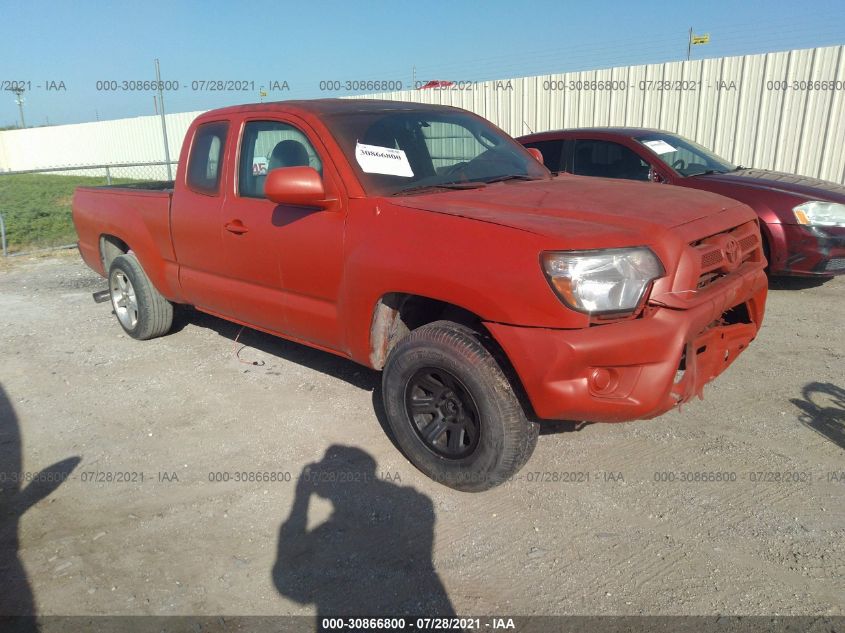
[0,161,177,256]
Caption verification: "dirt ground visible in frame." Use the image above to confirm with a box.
[0,252,843,620]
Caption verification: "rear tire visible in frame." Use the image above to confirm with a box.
[382,321,538,492]
[108,254,174,340]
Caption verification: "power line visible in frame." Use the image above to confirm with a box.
[281,32,845,101]
[315,13,845,88]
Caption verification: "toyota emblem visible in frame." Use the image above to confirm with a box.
[722,238,740,270]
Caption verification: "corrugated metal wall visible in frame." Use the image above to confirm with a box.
[1,45,843,183]
[359,45,845,184]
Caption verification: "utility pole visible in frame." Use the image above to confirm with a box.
[413,65,416,89]
[155,59,173,180]
[687,27,693,61]
[8,87,26,128]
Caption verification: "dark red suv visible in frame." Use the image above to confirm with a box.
[518,128,845,277]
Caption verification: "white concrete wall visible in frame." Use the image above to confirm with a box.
[0,110,205,172]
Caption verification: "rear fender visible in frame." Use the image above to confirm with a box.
[97,224,182,303]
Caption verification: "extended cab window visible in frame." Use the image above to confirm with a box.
[573,139,650,181]
[187,121,228,195]
[239,121,323,198]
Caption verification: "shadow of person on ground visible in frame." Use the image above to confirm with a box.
[0,385,80,631]
[272,445,454,628]
[791,382,845,450]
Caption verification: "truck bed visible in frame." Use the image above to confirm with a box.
[97,180,174,192]
[72,184,175,279]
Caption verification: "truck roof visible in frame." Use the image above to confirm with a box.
[197,99,463,120]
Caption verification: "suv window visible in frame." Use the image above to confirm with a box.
[187,121,228,195]
[239,121,323,198]
[573,139,650,181]
[523,140,564,172]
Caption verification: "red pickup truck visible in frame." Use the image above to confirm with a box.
[73,100,768,491]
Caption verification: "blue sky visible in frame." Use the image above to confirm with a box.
[2,0,844,127]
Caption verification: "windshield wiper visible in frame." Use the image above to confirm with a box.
[480,174,544,184]
[391,182,487,196]
[690,169,727,177]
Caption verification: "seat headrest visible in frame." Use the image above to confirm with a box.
[268,140,310,170]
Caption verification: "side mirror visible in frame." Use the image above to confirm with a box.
[526,147,544,165]
[265,166,328,207]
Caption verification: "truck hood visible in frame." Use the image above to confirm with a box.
[689,168,845,202]
[388,174,744,241]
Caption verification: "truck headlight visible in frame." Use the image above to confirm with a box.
[542,247,664,314]
[792,201,845,227]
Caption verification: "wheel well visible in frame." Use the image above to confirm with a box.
[758,224,772,272]
[100,235,129,271]
[369,293,538,420]
[369,293,482,370]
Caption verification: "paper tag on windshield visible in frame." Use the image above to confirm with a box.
[355,142,414,177]
[642,140,677,155]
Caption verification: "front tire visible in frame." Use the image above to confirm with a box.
[382,321,538,492]
[108,254,174,340]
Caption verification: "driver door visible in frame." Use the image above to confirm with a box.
[220,115,347,349]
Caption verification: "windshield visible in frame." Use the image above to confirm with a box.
[322,109,550,195]
[636,132,735,177]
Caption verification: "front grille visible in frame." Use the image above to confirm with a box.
[690,221,763,289]
[701,250,722,268]
[739,234,758,251]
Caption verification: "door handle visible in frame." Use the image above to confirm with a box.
[224,220,249,235]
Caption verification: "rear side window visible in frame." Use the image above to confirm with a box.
[573,139,650,181]
[187,121,228,195]
[523,140,564,172]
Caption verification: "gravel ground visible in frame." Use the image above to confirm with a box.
[0,252,843,621]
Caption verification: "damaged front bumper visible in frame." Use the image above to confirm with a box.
[486,261,768,423]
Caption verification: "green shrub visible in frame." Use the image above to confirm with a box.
[0,174,134,253]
